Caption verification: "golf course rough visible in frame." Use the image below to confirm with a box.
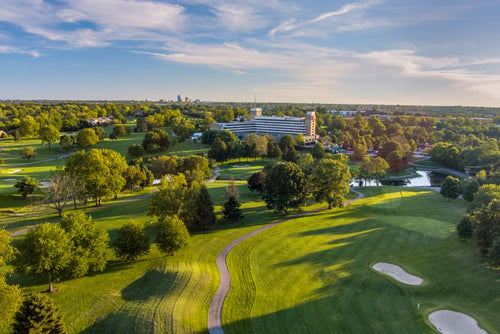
[372,262,424,285]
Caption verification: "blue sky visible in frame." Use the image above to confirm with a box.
[1,0,500,106]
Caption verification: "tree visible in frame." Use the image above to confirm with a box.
[42,170,74,217]
[223,196,243,222]
[111,124,128,138]
[14,223,72,292]
[311,142,325,159]
[457,214,474,239]
[142,129,170,152]
[247,171,266,193]
[461,178,480,202]
[14,177,38,199]
[266,141,281,158]
[94,126,106,140]
[0,275,22,333]
[127,144,145,159]
[472,199,500,260]
[66,149,128,206]
[60,212,109,278]
[149,174,188,220]
[440,176,460,200]
[76,128,99,150]
[18,116,38,138]
[208,137,228,162]
[13,293,66,334]
[263,162,307,214]
[295,134,305,146]
[181,184,217,231]
[59,134,75,151]
[113,220,150,261]
[279,134,296,154]
[282,146,300,163]
[359,156,389,185]
[221,178,239,204]
[0,227,15,266]
[22,146,37,159]
[309,158,352,209]
[156,215,190,255]
[123,165,147,192]
[39,125,60,150]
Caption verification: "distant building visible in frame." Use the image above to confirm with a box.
[87,116,114,126]
[177,95,182,102]
[329,110,365,117]
[211,108,317,143]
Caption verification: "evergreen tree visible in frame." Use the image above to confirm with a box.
[14,177,38,199]
[13,293,67,334]
[223,196,243,222]
[208,137,227,162]
[182,185,216,231]
[156,215,190,255]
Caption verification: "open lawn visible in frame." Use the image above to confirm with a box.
[217,159,277,180]
[222,187,499,333]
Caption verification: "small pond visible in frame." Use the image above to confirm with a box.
[355,170,449,187]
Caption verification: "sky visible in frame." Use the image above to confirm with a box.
[1,0,500,106]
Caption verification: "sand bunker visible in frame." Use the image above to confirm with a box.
[372,262,423,285]
[7,169,23,174]
[429,310,487,334]
[231,164,251,167]
[39,181,51,188]
[3,178,16,182]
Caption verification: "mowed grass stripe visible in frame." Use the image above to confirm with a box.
[222,188,499,333]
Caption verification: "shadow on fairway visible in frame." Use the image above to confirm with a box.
[81,311,148,334]
[121,269,177,301]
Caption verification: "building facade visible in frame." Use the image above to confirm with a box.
[211,108,317,142]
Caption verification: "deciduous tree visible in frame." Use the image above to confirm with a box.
[440,176,460,200]
[14,177,38,199]
[263,162,307,214]
[113,220,150,261]
[60,212,109,278]
[39,125,60,150]
[156,215,190,255]
[14,223,72,292]
[76,128,99,150]
[149,174,188,219]
[309,158,351,209]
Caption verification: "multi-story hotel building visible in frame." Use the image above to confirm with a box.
[211,108,317,142]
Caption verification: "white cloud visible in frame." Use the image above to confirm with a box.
[270,0,382,36]
[0,45,40,57]
[210,4,268,33]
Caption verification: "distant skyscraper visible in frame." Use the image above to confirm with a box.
[177,95,182,102]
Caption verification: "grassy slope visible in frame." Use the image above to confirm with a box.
[223,187,499,334]
[6,181,301,334]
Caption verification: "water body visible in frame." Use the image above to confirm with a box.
[356,170,449,187]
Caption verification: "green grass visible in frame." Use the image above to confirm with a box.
[218,158,277,180]
[222,187,499,333]
[5,180,305,334]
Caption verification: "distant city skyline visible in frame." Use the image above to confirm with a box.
[1,0,500,107]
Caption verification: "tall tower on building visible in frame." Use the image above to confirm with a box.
[249,107,262,121]
[305,111,316,136]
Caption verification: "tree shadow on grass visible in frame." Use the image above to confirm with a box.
[121,268,177,302]
[81,310,152,334]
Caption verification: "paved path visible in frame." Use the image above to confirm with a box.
[207,189,365,334]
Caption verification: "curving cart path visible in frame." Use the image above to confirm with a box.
[208,189,365,334]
